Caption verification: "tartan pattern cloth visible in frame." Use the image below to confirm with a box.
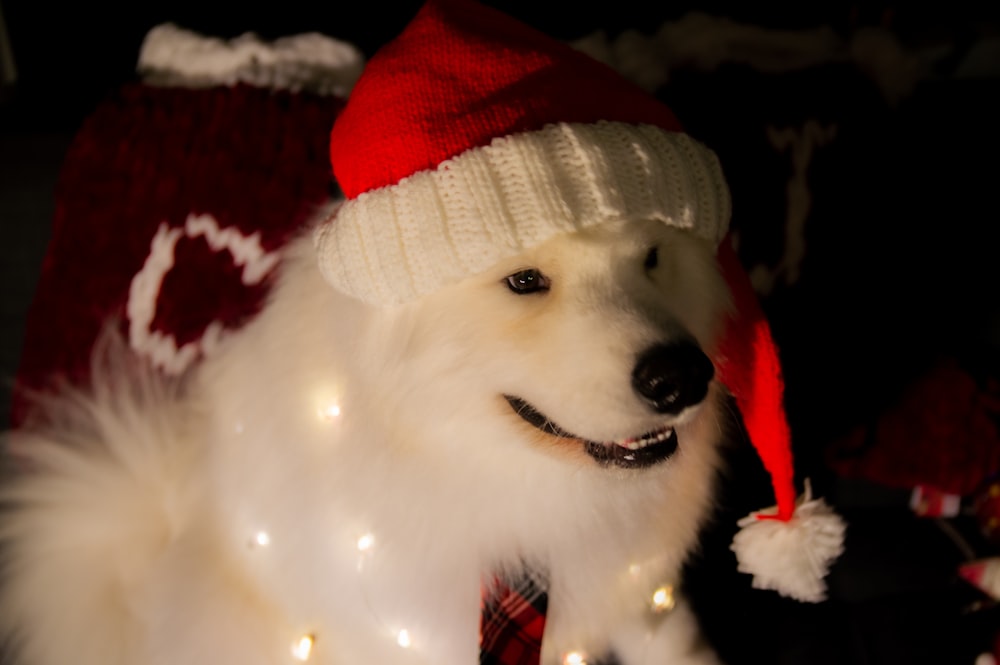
[480,570,549,665]
[479,567,622,665]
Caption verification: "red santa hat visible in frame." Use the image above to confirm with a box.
[314,0,844,602]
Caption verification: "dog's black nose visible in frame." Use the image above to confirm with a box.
[632,342,715,414]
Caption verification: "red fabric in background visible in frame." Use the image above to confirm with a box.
[11,83,342,427]
[828,358,1000,497]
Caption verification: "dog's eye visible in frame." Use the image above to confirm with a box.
[644,246,659,271]
[505,269,550,294]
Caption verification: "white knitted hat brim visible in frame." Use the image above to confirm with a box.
[315,121,731,306]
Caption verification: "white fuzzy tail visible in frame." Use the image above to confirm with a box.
[730,481,846,603]
[0,335,200,665]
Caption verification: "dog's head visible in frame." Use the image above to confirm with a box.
[360,218,730,471]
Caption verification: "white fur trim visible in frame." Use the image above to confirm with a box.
[137,23,364,96]
[730,481,846,603]
[315,121,730,305]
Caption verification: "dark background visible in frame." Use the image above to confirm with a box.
[2,2,999,663]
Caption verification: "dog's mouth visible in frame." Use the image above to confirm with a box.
[503,395,678,469]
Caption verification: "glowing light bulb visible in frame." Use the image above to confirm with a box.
[253,531,271,547]
[357,533,375,552]
[650,584,675,613]
[396,629,412,648]
[563,650,587,665]
[318,403,341,421]
[291,633,314,661]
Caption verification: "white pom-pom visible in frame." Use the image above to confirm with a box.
[730,481,846,602]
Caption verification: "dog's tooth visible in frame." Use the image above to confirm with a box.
[614,427,673,450]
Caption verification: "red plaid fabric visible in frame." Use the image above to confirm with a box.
[479,570,622,665]
[480,571,548,665]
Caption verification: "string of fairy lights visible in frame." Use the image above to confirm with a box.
[241,397,677,665]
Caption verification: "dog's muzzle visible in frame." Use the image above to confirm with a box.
[504,341,713,470]
[504,395,680,469]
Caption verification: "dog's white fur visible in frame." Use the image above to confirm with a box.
[1,217,732,665]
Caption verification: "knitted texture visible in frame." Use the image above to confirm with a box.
[11,84,340,427]
[317,0,728,305]
[716,240,796,521]
[328,0,683,199]
[317,120,730,305]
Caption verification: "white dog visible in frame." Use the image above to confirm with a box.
[0,2,843,664]
[2,216,731,665]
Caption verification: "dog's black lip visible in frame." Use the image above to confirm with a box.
[503,395,678,469]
